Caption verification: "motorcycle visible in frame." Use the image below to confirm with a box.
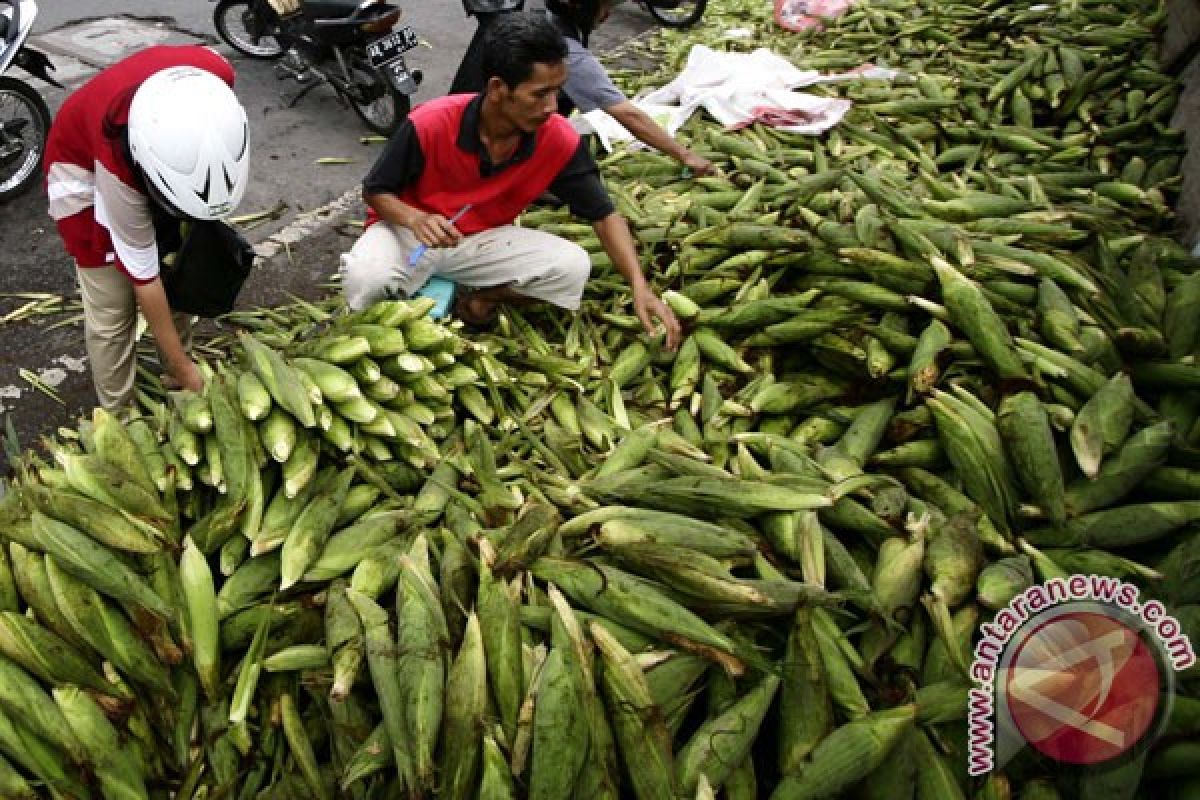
[636,0,706,28]
[0,0,59,202]
[212,0,421,135]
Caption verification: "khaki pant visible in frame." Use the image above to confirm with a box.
[340,222,592,312]
[77,264,192,411]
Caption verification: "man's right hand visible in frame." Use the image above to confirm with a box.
[681,150,717,177]
[170,358,205,393]
[161,357,204,392]
[409,211,465,249]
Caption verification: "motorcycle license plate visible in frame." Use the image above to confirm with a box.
[366,27,419,67]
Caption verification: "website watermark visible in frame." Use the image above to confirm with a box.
[967,574,1195,776]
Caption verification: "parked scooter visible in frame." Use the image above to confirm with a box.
[635,0,706,28]
[0,0,59,202]
[212,0,421,135]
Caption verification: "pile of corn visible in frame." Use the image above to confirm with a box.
[0,0,1197,797]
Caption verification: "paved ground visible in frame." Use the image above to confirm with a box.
[0,1,653,460]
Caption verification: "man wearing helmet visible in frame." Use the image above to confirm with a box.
[44,45,250,410]
[451,0,714,177]
[342,13,682,349]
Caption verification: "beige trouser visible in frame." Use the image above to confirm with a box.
[77,264,193,411]
[340,222,592,312]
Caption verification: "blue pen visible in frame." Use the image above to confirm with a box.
[408,203,474,267]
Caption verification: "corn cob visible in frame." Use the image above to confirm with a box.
[395,548,447,792]
[996,391,1067,524]
[54,686,148,799]
[0,651,84,764]
[528,645,589,800]
[677,673,781,795]
[346,588,416,791]
[240,332,317,428]
[0,703,89,799]
[931,258,1028,381]
[477,540,524,743]
[771,705,916,799]
[0,610,118,697]
[58,451,170,522]
[591,621,678,800]
[439,611,487,800]
[1070,373,1135,478]
[31,511,173,622]
[533,556,746,675]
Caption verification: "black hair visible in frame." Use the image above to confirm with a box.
[480,13,568,89]
[101,85,147,194]
[100,87,138,148]
[545,0,601,45]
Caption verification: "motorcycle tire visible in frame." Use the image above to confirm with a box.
[0,75,51,203]
[346,63,412,136]
[644,0,706,28]
[213,0,285,59]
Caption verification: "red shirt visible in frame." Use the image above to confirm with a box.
[362,93,613,232]
[44,45,235,279]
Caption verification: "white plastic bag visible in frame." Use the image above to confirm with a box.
[774,0,854,32]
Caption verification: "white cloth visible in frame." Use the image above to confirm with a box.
[341,222,592,312]
[576,45,903,149]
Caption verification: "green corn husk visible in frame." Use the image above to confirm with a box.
[770,705,916,800]
[0,5,1187,799]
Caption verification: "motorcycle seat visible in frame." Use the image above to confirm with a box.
[303,0,377,20]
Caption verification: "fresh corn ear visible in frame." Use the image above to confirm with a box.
[180,537,220,698]
[293,358,363,403]
[772,705,916,799]
[439,611,488,800]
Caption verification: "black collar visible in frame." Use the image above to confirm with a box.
[457,94,538,177]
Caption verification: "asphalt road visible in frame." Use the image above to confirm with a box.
[0,0,651,462]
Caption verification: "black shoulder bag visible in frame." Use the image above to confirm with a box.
[159,220,256,318]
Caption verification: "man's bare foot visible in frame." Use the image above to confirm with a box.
[454,291,498,328]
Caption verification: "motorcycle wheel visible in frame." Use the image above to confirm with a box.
[345,62,411,136]
[644,0,706,28]
[0,76,50,203]
[213,0,285,59]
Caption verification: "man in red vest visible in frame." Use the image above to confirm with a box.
[340,13,681,349]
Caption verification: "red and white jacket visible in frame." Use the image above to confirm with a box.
[44,45,235,284]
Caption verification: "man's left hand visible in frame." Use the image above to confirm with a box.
[633,286,682,351]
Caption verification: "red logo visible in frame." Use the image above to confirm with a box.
[1005,612,1160,765]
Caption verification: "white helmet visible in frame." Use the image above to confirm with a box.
[128,66,249,220]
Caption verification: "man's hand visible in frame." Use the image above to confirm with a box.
[633,285,682,351]
[681,150,717,177]
[592,213,681,349]
[166,357,205,393]
[605,101,718,179]
[409,211,465,249]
